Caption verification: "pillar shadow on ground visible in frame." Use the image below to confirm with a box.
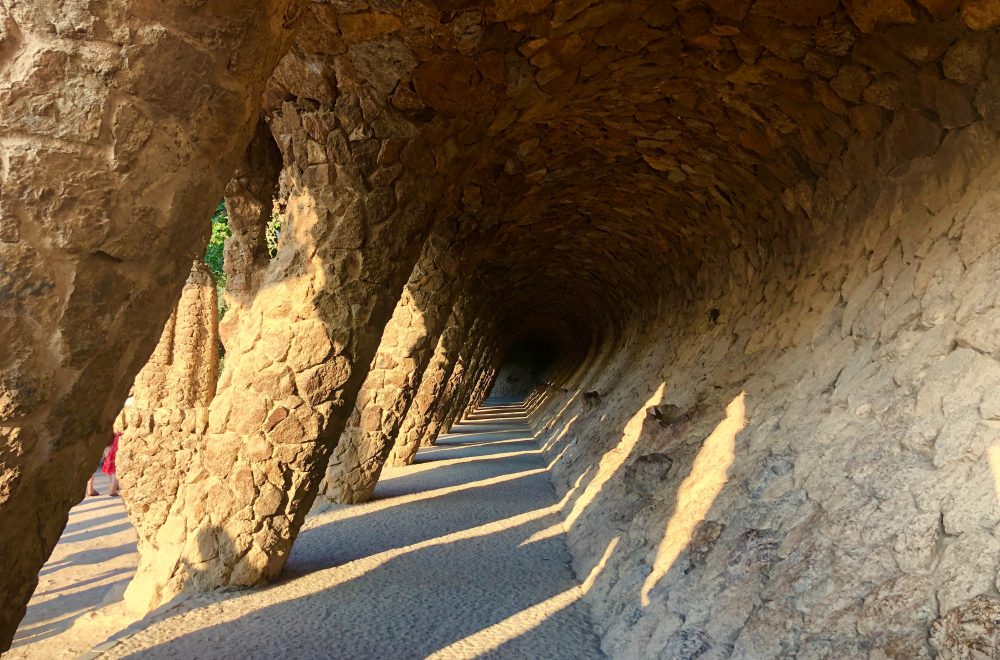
[289,421,554,571]
[12,578,132,647]
[11,473,138,652]
[413,432,533,460]
[116,523,602,658]
[38,544,137,578]
[99,407,604,658]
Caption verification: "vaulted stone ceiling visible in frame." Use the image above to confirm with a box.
[4,0,1000,652]
[260,0,997,351]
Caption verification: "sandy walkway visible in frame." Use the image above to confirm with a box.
[27,402,603,658]
[8,473,138,659]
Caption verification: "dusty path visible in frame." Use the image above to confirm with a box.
[8,473,138,658]
[91,401,604,658]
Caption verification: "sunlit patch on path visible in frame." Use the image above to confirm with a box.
[93,402,605,659]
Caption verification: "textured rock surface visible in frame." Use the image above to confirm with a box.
[388,301,474,467]
[426,320,491,446]
[118,261,219,549]
[490,340,556,400]
[538,119,1000,658]
[6,0,1000,654]
[0,1,300,647]
[319,221,463,504]
[461,349,500,420]
[122,92,443,612]
[129,262,219,412]
[221,120,283,317]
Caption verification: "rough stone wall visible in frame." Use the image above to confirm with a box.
[490,341,556,401]
[538,121,1000,658]
[427,319,492,443]
[0,1,300,647]
[222,120,282,316]
[388,300,469,466]
[123,93,443,612]
[491,367,538,400]
[118,261,219,546]
[445,334,498,429]
[319,223,462,504]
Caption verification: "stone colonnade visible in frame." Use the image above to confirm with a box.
[119,212,500,610]
[319,220,464,504]
[121,92,449,611]
[0,1,301,647]
[386,302,500,466]
[13,2,1000,654]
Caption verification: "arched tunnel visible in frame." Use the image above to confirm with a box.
[2,1,1000,656]
[489,336,560,400]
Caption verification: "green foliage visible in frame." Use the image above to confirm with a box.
[205,201,231,320]
[202,201,280,322]
[205,201,230,286]
[266,210,282,258]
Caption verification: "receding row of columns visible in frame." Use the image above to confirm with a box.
[0,3,587,645]
[318,219,466,504]
[119,90,455,610]
[117,214,512,613]
[104,85,535,614]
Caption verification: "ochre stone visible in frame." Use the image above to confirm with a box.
[123,90,445,612]
[844,0,917,32]
[962,0,1000,29]
[319,223,466,504]
[5,2,1000,656]
[0,1,300,647]
[118,261,220,556]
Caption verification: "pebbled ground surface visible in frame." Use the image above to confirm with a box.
[8,472,138,659]
[98,402,604,659]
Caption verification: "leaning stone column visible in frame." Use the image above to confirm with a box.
[466,339,499,410]
[123,92,442,612]
[319,224,461,504]
[441,337,489,429]
[423,317,488,446]
[478,354,500,407]
[0,2,300,648]
[431,355,469,438]
[387,301,468,467]
[437,328,494,434]
[221,120,283,316]
[120,128,281,586]
[117,262,219,547]
[463,343,500,417]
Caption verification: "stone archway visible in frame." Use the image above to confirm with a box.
[4,2,1000,656]
[0,1,301,646]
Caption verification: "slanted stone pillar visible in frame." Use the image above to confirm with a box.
[119,130,281,551]
[387,301,468,467]
[117,261,219,547]
[222,120,283,316]
[439,337,487,429]
[319,223,461,504]
[437,325,495,433]
[0,2,300,648]
[123,93,442,612]
[422,316,488,446]
[462,343,500,417]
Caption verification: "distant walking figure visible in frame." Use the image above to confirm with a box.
[103,431,121,496]
[86,431,122,497]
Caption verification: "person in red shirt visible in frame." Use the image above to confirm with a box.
[86,432,121,497]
